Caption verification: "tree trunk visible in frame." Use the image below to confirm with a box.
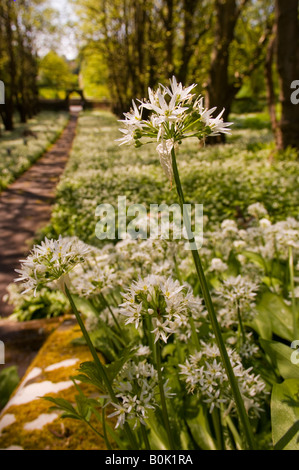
[0,101,14,131]
[163,0,175,77]
[265,22,283,151]
[275,0,299,151]
[206,0,239,143]
[177,0,200,84]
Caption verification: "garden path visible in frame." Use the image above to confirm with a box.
[0,111,78,318]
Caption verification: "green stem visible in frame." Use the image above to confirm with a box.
[100,292,123,335]
[92,406,126,450]
[224,415,243,450]
[145,314,156,364]
[171,148,256,450]
[64,284,138,449]
[173,253,183,284]
[110,291,120,307]
[189,315,200,351]
[237,299,246,344]
[84,418,106,441]
[102,400,112,450]
[289,246,298,339]
[212,408,225,450]
[141,424,151,450]
[155,340,175,449]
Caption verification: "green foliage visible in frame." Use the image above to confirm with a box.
[271,379,299,450]
[257,293,294,342]
[260,340,299,381]
[0,0,53,129]
[38,51,78,98]
[74,0,272,115]
[184,397,216,450]
[80,48,110,100]
[9,109,299,449]
[6,285,69,321]
[0,366,20,410]
[40,110,299,246]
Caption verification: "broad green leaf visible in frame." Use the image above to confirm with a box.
[146,409,170,450]
[186,409,216,450]
[260,339,299,380]
[72,295,99,317]
[257,292,293,341]
[249,306,272,340]
[271,379,299,450]
[184,396,216,450]
[262,277,282,290]
[0,366,19,409]
[162,344,176,358]
[242,250,267,269]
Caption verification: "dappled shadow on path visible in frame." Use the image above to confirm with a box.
[0,112,78,317]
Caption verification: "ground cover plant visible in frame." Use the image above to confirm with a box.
[0,111,69,192]
[38,110,298,246]
[10,78,299,450]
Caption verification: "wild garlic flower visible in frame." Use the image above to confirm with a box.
[117,76,232,182]
[274,218,299,251]
[70,264,117,297]
[247,202,268,219]
[119,274,206,343]
[215,275,259,327]
[15,236,90,295]
[221,219,239,235]
[208,258,228,274]
[108,359,159,429]
[84,305,123,332]
[179,339,268,417]
[219,275,258,306]
[239,217,299,260]
[238,333,260,360]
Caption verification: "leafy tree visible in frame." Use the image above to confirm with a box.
[74,0,213,115]
[0,0,51,130]
[206,0,273,141]
[79,48,110,99]
[75,0,273,121]
[38,51,78,98]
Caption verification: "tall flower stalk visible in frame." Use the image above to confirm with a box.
[289,246,298,338]
[117,77,256,449]
[171,146,255,449]
[13,78,261,450]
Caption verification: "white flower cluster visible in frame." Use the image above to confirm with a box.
[216,275,259,328]
[120,274,206,343]
[108,358,158,429]
[15,236,90,295]
[247,202,269,219]
[117,76,232,181]
[238,215,299,261]
[203,204,299,296]
[179,339,268,417]
[70,263,117,297]
[237,333,260,360]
